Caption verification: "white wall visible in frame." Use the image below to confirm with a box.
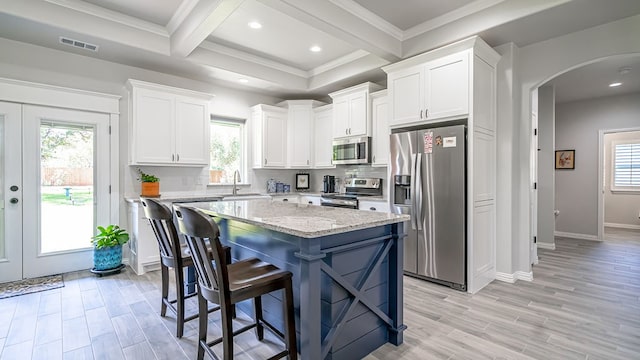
[513,14,640,274]
[537,86,555,247]
[555,92,640,237]
[604,130,640,229]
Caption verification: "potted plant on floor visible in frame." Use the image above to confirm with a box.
[138,168,160,197]
[90,224,130,275]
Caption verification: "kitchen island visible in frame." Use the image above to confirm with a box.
[181,199,409,360]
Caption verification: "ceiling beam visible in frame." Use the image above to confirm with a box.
[170,0,245,57]
[255,0,402,62]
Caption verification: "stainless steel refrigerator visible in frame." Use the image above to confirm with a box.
[390,124,466,291]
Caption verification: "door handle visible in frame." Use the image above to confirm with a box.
[415,153,423,231]
[410,154,417,230]
[10,198,19,204]
[10,185,18,191]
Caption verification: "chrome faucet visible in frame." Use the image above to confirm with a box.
[232,170,241,195]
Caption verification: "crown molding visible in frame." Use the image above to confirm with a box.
[329,0,403,41]
[404,0,506,40]
[44,0,168,36]
[199,41,308,78]
[166,0,200,35]
[308,50,371,77]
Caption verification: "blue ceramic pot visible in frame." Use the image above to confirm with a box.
[93,244,123,270]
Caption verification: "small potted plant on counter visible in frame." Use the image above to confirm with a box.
[90,224,129,276]
[138,168,160,197]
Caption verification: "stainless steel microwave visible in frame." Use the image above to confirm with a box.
[332,136,371,165]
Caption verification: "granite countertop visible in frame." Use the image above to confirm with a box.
[177,199,409,238]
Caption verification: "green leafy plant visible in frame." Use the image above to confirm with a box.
[91,225,130,249]
[137,168,159,183]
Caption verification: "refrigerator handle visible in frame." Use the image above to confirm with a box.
[415,152,423,231]
[410,153,418,230]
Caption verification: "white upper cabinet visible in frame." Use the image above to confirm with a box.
[370,90,389,167]
[251,104,287,168]
[127,80,211,166]
[280,100,325,168]
[330,82,383,139]
[386,51,469,127]
[313,104,335,168]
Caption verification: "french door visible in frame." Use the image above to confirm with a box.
[0,102,111,282]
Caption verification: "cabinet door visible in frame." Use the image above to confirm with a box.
[371,95,389,167]
[387,65,424,127]
[175,98,209,165]
[348,92,367,136]
[314,107,335,168]
[133,89,174,164]
[332,98,349,138]
[263,110,287,168]
[425,52,469,120]
[358,200,390,212]
[288,105,312,168]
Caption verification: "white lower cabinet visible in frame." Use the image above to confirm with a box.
[358,200,390,212]
[272,195,299,203]
[300,195,321,206]
[127,201,159,275]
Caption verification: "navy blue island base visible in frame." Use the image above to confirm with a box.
[186,200,407,360]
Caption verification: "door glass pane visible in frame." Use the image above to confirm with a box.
[40,122,94,253]
[0,116,4,259]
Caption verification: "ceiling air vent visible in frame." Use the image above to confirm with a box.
[59,36,99,52]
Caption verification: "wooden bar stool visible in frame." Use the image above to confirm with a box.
[173,204,297,360]
[140,198,229,338]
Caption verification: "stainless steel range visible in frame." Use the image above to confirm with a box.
[320,177,383,209]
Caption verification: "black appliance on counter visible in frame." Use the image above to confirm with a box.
[320,177,382,209]
[322,175,336,193]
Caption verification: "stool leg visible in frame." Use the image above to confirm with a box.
[197,291,208,360]
[253,295,264,341]
[175,265,186,338]
[160,264,169,317]
[283,282,297,360]
[221,300,235,360]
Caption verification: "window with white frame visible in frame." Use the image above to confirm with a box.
[612,140,640,191]
[209,117,245,184]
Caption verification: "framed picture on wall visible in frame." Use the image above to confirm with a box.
[555,149,575,169]
[295,173,310,190]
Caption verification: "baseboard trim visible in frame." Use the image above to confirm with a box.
[537,242,556,250]
[495,271,533,283]
[605,222,640,230]
[554,231,600,241]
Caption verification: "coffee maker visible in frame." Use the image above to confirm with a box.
[322,175,336,193]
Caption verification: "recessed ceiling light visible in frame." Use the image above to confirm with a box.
[238,78,249,83]
[310,45,322,53]
[248,21,262,29]
[609,82,622,87]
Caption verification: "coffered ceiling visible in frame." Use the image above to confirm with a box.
[1,0,639,100]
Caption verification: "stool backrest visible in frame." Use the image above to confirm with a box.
[173,205,229,299]
[140,198,182,262]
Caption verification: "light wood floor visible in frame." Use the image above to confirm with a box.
[1,235,638,360]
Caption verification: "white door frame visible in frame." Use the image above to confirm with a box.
[598,126,640,241]
[0,102,23,283]
[0,78,120,279]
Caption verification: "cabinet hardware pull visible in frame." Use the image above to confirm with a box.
[283,198,288,202]
[420,110,423,119]
[345,128,348,135]
[172,154,175,161]
[373,155,376,163]
[370,207,376,211]
[308,201,313,204]
[425,109,428,117]
[265,158,267,165]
